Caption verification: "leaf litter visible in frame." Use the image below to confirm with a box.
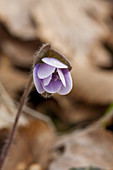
[0,0,113,170]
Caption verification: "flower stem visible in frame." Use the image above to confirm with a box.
[0,74,33,170]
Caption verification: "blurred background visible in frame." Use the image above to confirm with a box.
[0,0,113,170]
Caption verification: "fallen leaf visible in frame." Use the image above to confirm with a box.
[0,55,28,98]
[49,127,113,170]
[0,83,55,170]
[0,0,37,40]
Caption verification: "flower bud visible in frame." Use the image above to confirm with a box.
[33,44,73,97]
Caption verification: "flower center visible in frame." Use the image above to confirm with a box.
[54,75,59,81]
[52,72,60,82]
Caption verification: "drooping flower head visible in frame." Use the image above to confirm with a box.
[33,44,72,97]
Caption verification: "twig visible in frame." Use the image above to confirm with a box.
[93,104,113,128]
[84,103,113,130]
[23,105,56,132]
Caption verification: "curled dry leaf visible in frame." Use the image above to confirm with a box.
[0,24,41,68]
[0,55,28,98]
[0,82,28,129]
[31,0,110,55]
[0,0,37,40]
[1,40,40,68]
[90,43,113,68]
[72,59,113,104]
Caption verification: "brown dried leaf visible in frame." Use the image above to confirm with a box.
[49,127,113,170]
[54,95,106,123]
[0,24,41,68]
[0,55,28,98]
[28,164,42,170]
[0,83,55,170]
[0,82,28,129]
[72,60,113,104]
[0,0,37,40]
[90,43,113,68]
[32,0,110,54]
[2,119,54,170]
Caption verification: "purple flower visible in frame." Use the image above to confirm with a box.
[33,57,72,95]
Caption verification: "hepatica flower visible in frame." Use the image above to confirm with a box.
[33,45,72,96]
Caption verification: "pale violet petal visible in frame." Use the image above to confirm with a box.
[42,74,62,93]
[42,57,68,68]
[33,64,45,94]
[38,63,55,79]
[57,68,66,87]
[43,75,52,86]
[58,69,72,95]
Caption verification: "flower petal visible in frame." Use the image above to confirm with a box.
[57,68,66,87]
[43,75,52,86]
[38,63,55,79]
[42,57,68,68]
[33,64,45,94]
[58,69,72,95]
[42,74,62,93]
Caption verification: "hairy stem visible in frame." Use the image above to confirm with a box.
[0,74,33,170]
